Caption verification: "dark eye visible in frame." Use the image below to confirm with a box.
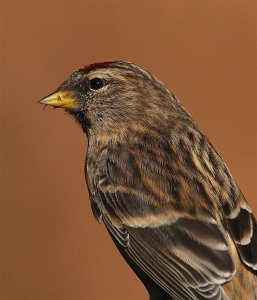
[89,77,105,90]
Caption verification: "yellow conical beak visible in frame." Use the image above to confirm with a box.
[39,91,77,109]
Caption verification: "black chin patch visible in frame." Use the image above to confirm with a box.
[66,109,91,133]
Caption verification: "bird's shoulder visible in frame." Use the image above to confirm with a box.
[86,131,239,218]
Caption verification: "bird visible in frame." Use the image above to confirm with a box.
[39,61,257,300]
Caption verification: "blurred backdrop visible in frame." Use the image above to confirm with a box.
[1,1,256,300]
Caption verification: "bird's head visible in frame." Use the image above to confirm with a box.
[39,61,182,137]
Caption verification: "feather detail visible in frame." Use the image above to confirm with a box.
[225,203,257,271]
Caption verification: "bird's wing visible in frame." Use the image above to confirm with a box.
[88,140,256,299]
[93,183,235,300]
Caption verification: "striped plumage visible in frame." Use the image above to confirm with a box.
[40,61,257,300]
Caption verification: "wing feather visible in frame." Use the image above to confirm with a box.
[225,204,257,272]
[98,186,233,299]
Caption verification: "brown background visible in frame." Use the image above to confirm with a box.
[1,1,256,300]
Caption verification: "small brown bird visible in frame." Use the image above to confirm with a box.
[39,61,257,300]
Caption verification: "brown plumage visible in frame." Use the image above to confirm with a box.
[39,61,257,300]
